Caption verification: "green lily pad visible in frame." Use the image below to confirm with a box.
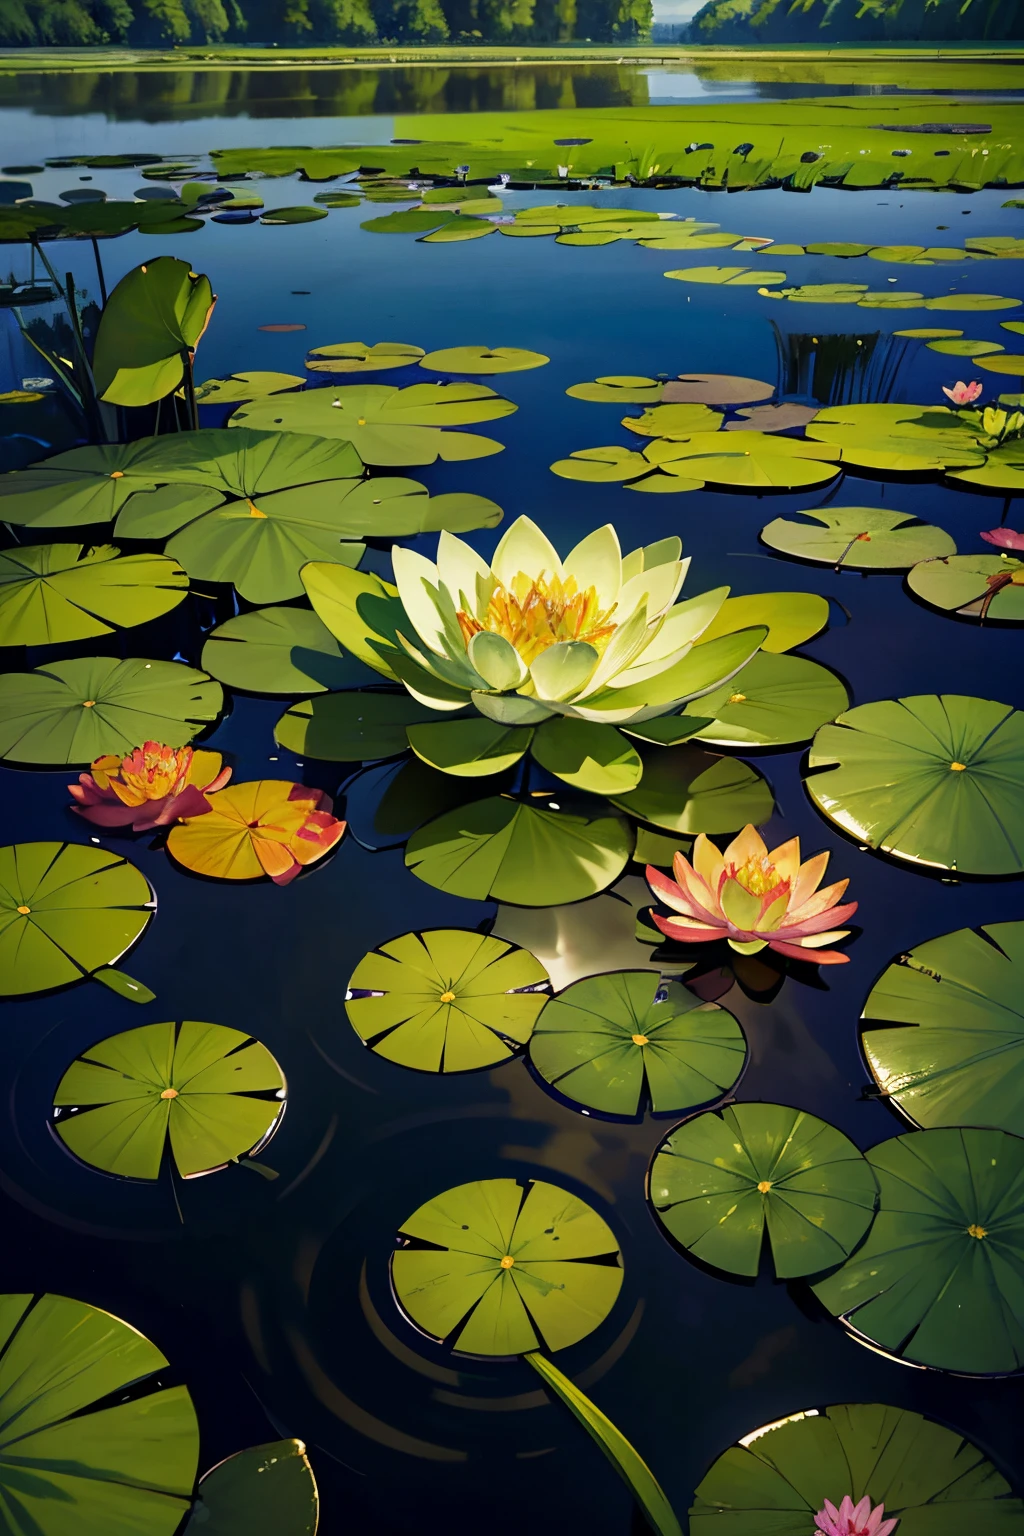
[183,1441,318,1536]
[276,690,442,761]
[650,1103,878,1279]
[346,928,549,1072]
[55,1020,284,1181]
[421,220,496,243]
[812,1126,1024,1373]
[645,432,841,491]
[805,403,986,472]
[529,972,745,1116]
[550,446,661,485]
[806,694,1024,875]
[689,1402,1023,1536]
[924,293,1022,311]
[661,375,774,406]
[194,372,305,404]
[908,554,1024,621]
[201,606,359,695]
[948,438,1024,491]
[420,346,549,374]
[0,441,175,528]
[806,241,872,257]
[700,591,828,654]
[406,716,531,777]
[927,339,1004,356]
[305,341,425,373]
[0,544,189,647]
[93,257,215,408]
[406,794,633,906]
[976,353,1024,375]
[229,383,511,467]
[361,208,459,234]
[690,653,849,748]
[610,745,773,834]
[0,842,154,998]
[761,506,957,570]
[621,403,724,440]
[531,717,644,794]
[862,920,1024,1138]
[392,1176,622,1355]
[0,1291,198,1536]
[566,377,664,405]
[260,205,328,224]
[894,327,964,338]
[664,266,787,286]
[0,656,222,765]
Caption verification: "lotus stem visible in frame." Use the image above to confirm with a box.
[180,348,199,430]
[524,1352,682,1536]
[90,237,108,307]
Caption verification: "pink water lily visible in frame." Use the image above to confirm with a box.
[646,824,857,965]
[70,742,231,831]
[981,526,1024,551]
[942,380,983,406]
[816,1495,898,1536]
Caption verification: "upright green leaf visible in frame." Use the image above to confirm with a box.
[93,257,215,407]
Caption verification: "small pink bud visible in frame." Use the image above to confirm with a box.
[981,527,1024,551]
[942,380,983,406]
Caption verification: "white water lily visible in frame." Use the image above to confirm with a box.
[386,515,744,725]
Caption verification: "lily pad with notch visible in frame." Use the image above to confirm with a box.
[419,346,548,374]
[689,653,849,749]
[643,432,841,491]
[346,928,549,1072]
[664,266,787,286]
[549,444,703,493]
[194,372,305,404]
[566,376,665,405]
[183,1440,319,1536]
[0,656,222,765]
[861,919,1024,1137]
[761,506,956,570]
[305,341,424,373]
[530,971,745,1116]
[662,374,774,407]
[610,745,773,834]
[276,689,444,760]
[649,1102,878,1278]
[806,693,1024,875]
[54,1020,285,1180]
[201,607,362,695]
[907,553,1024,621]
[811,1125,1024,1374]
[0,544,189,647]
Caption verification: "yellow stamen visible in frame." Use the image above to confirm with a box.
[757,1180,772,1194]
[16,906,30,915]
[729,693,746,704]
[357,417,367,425]
[631,1033,649,1046]
[950,762,967,772]
[110,471,124,479]
[160,1088,179,1100]
[500,1255,515,1269]
[82,700,96,708]
[967,1223,987,1239]
[439,990,456,1003]
[730,854,787,900]
[457,570,617,667]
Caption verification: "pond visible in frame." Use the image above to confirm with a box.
[0,56,1023,1536]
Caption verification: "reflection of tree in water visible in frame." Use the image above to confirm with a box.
[772,322,907,406]
[0,63,650,119]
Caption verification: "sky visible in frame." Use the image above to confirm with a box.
[652,0,706,26]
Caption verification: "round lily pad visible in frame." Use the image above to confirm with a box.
[305,341,424,373]
[0,656,223,765]
[421,220,496,243]
[950,440,1024,492]
[346,928,549,1073]
[0,441,173,527]
[260,205,327,224]
[660,374,774,406]
[812,1126,1024,1374]
[927,338,1004,356]
[861,920,1024,1137]
[700,591,828,653]
[566,377,664,404]
[689,1402,1023,1536]
[54,1020,285,1180]
[529,972,745,1116]
[895,327,964,338]
[761,507,956,570]
[201,606,358,695]
[610,745,774,834]
[805,694,1024,875]
[690,653,849,748]
[908,554,1024,621]
[392,1176,623,1355]
[621,403,724,439]
[420,346,549,374]
[650,1102,878,1279]
[645,433,841,491]
[977,353,1024,374]
[725,404,819,433]
[804,403,985,473]
[0,1292,199,1536]
[0,544,189,647]
[275,689,441,760]
[0,842,154,997]
[194,372,305,404]
[925,293,1021,312]
[665,266,786,286]
[183,1440,319,1536]
[405,794,633,907]
[550,446,654,484]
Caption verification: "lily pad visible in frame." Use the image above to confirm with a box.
[420,346,549,374]
[405,794,633,906]
[924,293,1021,311]
[0,1292,199,1536]
[406,717,532,778]
[0,656,222,765]
[183,1441,319,1536]
[531,717,644,795]
[392,1176,622,1355]
[645,433,841,491]
[421,220,496,243]
[550,446,663,485]
[665,266,787,286]
[690,653,849,748]
[621,403,724,439]
[167,780,342,883]
[812,1126,1024,1373]
[0,842,154,997]
[530,972,745,1116]
[908,554,1024,621]
[0,440,189,529]
[566,377,664,405]
[610,745,773,834]
[861,920,1024,1137]
[761,507,957,570]
[305,341,424,373]
[229,383,511,467]
[0,544,189,647]
[663,374,776,407]
[54,1020,285,1180]
[700,591,828,653]
[948,438,1024,491]
[806,694,1024,875]
[346,928,549,1072]
[690,1402,1023,1536]
[260,205,327,224]
[976,353,1024,375]
[724,403,819,433]
[650,1102,878,1278]
[93,257,215,408]
[894,327,965,338]
[275,690,441,760]
[805,403,985,473]
[361,208,459,234]
[927,339,1004,356]
[194,372,305,404]
[201,607,358,695]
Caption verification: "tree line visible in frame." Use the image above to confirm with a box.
[2,0,651,46]
[690,0,1024,42]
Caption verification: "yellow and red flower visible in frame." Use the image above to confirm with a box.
[166,780,345,885]
[647,824,857,965]
[70,742,231,831]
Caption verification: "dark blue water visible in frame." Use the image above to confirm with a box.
[1,73,1023,1536]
